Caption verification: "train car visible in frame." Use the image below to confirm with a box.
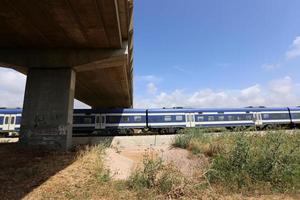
[0,108,22,136]
[258,107,291,128]
[0,106,297,136]
[147,108,187,133]
[189,107,291,129]
[288,107,300,127]
[73,108,147,135]
[147,107,293,132]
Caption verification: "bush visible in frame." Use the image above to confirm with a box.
[128,155,163,190]
[173,133,194,149]
[206,132,300,192]
[127,154,186,196]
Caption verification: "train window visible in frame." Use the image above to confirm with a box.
[245,115,252,120]
[4,117,9,125]
[292,113,300,119]
[134,116,142,122]
[208,116,214,121]
[268,113,289,119]
[96,116,100,124]
[10,116,15,124]
[227,115,234,121]
[198,112,203,114]
[122,116,130,122]
[176,115,183,121]
[83,117,92,124]
[73,116,80,124]
[164,116,172,121]
[197,116,204,121]
[262,114,269,119]
[218,116,225,121]
[107,116,121,123]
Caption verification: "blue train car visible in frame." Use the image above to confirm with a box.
[147,107,292,132]
[147,108,187,133]
[287,107,300,127]
[191,107,290,128]
[0,106,297,136]
[0,108,22,136]
[73,108,147,134]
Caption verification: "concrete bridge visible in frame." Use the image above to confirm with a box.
[0,0,133,150]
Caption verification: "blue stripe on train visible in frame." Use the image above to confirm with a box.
[196,123,254,127]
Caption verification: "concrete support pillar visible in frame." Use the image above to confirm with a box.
[19,68,75,150]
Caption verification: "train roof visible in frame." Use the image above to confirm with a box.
[74,108,147,114]
[287,106,300,111]
[147,107,289,113]
[0,108,22,114]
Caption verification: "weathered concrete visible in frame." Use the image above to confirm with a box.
[0,0,133,108]
[20,68,75,150]
[72,134,177,149]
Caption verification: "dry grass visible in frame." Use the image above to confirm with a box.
[1,138,299,200]
[173,129,300,195]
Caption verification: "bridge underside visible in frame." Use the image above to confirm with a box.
[0,0,133,108]
[0,0,133,150]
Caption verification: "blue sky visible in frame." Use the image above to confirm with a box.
[133,0,300,108]
[1,0,300,108]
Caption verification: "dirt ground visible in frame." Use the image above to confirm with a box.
[0,141,299,200]
[104,146,208,180]
[0,142,77,200]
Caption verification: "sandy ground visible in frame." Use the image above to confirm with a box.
[104,145,208,180]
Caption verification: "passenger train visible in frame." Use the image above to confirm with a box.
[1,106,300,136]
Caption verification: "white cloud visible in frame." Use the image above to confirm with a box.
[2,68,299,110]
[286,36,300,59]
[134,76,300,108]
[172,65,190,74]
[269,76,293,94]
[262,63,280,70]
[135,75,162,83]
[0,67,90,108]
[147,82,157,95]
[0,68,26,107]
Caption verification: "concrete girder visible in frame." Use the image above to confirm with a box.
[0,43,132,108]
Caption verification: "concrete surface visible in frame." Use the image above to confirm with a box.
[19,68,75,150]
[73,134,177,149]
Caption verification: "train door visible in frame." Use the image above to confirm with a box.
[253,112,263,126]
[3,115,16,131]
[95,114,106,129]
[185,113,196,127]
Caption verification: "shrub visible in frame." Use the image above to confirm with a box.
[127,155,164,190]
[206,131,300,192]
[127,154,186,196]
[173,132,194,149]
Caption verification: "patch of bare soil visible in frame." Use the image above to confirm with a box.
[104,146,209,180]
